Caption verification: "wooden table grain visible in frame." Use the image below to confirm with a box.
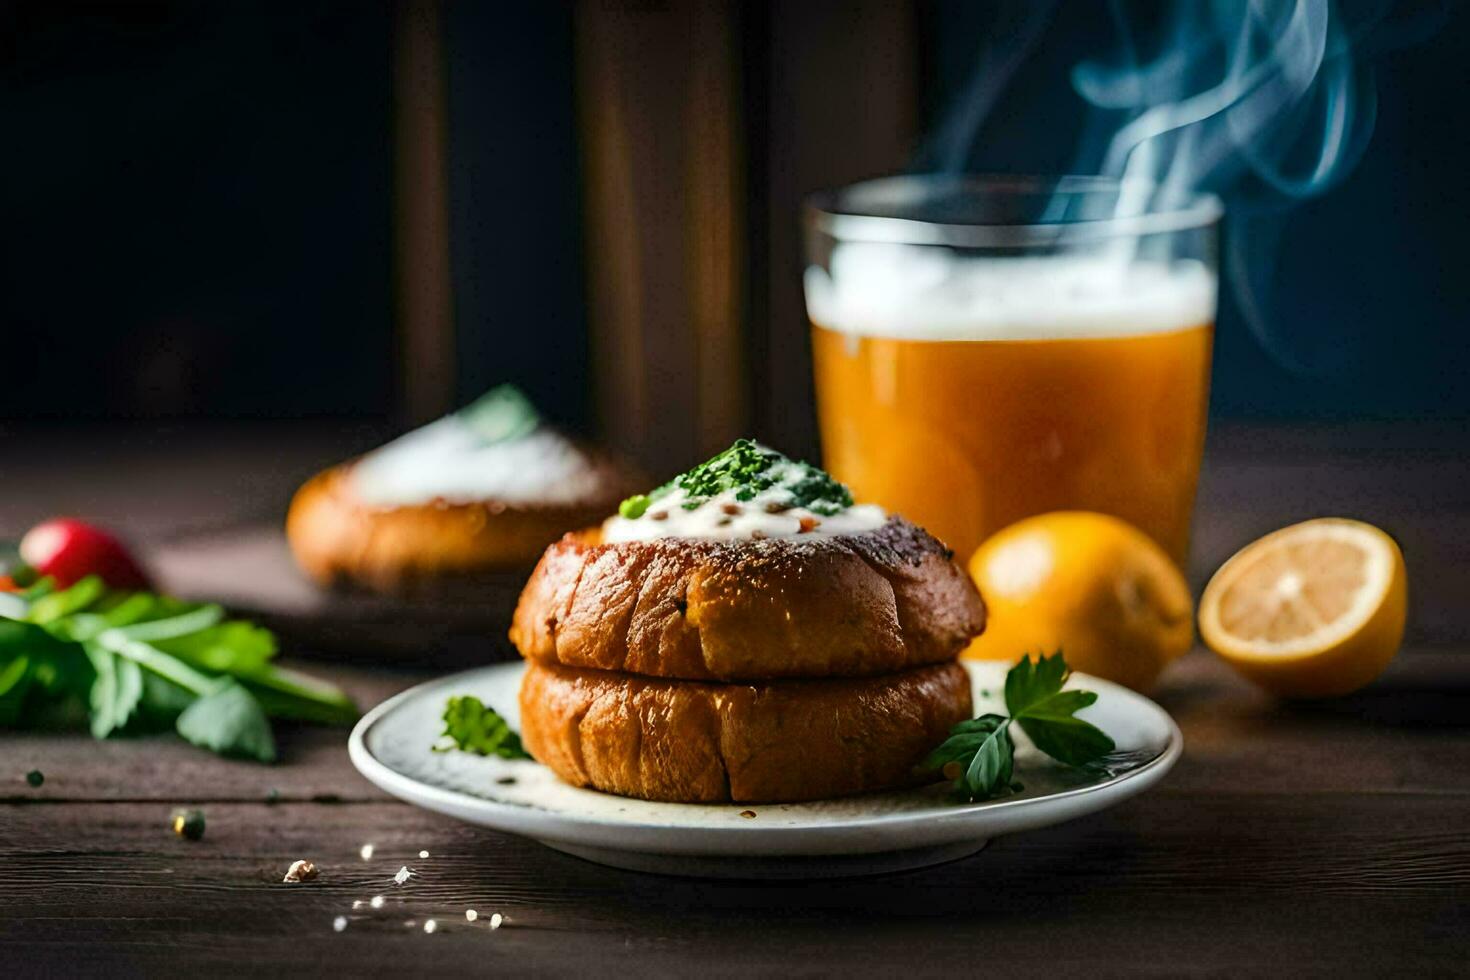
[2,422,1468,976]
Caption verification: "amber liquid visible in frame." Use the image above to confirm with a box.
[811,323,1213,566]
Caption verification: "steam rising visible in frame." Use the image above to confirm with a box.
[931,1,1446,374]
[1080,2,1361,369]
[1080,0,1372,204]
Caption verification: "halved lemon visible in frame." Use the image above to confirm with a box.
[1199,518,1406,698]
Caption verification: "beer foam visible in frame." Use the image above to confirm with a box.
[804,244,1216,340]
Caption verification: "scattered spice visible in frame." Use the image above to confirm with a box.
[465,909,478,922]
[359,843,375,860]
[333,916,347,933]
[798,516,821,533]
[283,859,319,883]
[370,895,385,909]
[423,919,438,934]
[489,913,503,930]
[720,502,743,516]
[171,808,205,840]
[739,810,757,819]
[649,510,668,522]
[25,769,44,788]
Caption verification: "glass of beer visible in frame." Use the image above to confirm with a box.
[804,175,1220,567]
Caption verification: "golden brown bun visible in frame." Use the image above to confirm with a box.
[286,462,632,595]
[519,660,971,803]
[510,517,986,681]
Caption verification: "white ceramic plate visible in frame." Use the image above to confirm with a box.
[350,661,1181,878]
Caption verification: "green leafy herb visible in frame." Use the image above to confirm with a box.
[457,384,541,444]
[618,438,854,518]
[25,769,43,788]
[176,682,276,762]
[436,695,530,759]
[0,576,357,762]
[924,652,1115,801]
[82,644,144,739]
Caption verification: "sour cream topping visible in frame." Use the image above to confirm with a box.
[350,415,609,508]
[602,484,886,543]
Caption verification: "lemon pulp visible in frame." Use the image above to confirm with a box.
[1199,518,1406,698]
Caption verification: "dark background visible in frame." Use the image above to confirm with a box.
[2,1,1465,429]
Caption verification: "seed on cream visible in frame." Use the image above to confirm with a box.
[605,439,885,542]
[603,486,883,543]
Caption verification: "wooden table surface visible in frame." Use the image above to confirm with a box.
[3,422,1468,976]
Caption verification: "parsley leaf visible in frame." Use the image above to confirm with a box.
[925,652,1115,801]
[1003,650,1070,717]
[176,681,276,762]
[436,695,530,759]
[82,644,144,738]
[1011,689,1115,767]
[0,575,354,761]
[617,438,854,518]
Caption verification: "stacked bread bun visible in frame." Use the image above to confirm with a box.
[511,441,986,804]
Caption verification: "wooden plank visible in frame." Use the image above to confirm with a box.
[2,795,1466,974]
[4,422,1470,972]
[147,523,525,660]
[753,0,920,459]
[1153,650,1470,796]
[392,0,457,424]
[576,0,747,476]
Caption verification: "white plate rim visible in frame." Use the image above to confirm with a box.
[349,662,1183,858]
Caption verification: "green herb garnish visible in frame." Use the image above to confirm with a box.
[435,695,530,759]
[924,652,1115,802]
[456,384,541,444]
[25,769,43,788]
[0,577,357,762]
[618,438,854,518]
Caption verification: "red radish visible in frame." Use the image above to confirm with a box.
[19,519,151,590]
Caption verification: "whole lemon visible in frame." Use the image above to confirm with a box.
[964,511,1194,691]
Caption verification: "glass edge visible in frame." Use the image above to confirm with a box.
[803,174,1224,247]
